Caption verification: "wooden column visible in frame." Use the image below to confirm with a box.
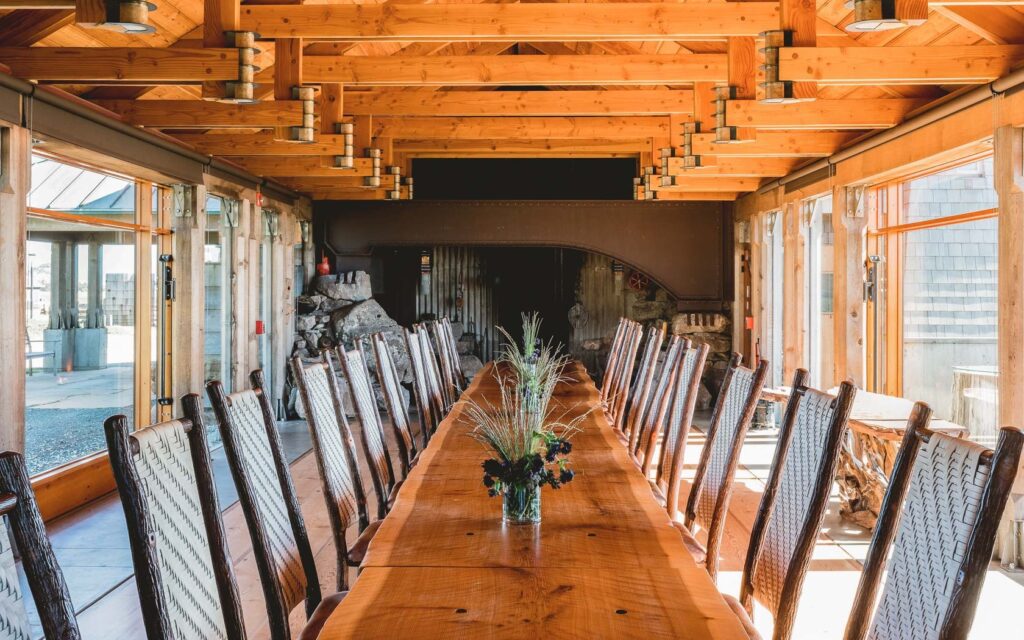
[995,124,1024,497]
[0,123,30,453]
[170,184,206,413]
[134,181,153,428]
[202,0,241,100]
[231,197,253,390]
[782,200,806,379]
[831,185,867,388]
[749,215,766,367]
[780,0,816,101]
[270,215,288,415]
[274,37,304,141]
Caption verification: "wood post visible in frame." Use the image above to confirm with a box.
[231,197,252,391]
[0,123,29,453]
[832,185,867,388]
[170,183,206,413]
[995,124,1024,496]
[782,200,806,379]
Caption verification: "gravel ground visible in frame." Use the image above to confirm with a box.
[25,406,133,475]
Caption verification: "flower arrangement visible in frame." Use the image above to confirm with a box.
[460,313,588,524]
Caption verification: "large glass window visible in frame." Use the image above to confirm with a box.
[871,156,998,444]
[204,195,233,394]
[25,156,140,474]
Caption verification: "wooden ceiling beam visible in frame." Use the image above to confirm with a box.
[345,89,694,117]
[726,98,928,129]
[688,131,855,157]
[933,6,1024,44]
[239,3,778,41]
[653,176,761,192]
[0,10,74,46]
[92,100,306,128]
[369,116,670,139]
[395,138,649,157]
[653,191,738,201]
[662,156,802,176]
[174,133,347,156]
[232,156,375,177]
[304,54,728,86]
[779,46,1024,85]
[0,47,241,82]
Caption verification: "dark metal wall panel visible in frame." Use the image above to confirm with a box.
[315,199,733,304]
[416,246,497,361]
[0,85,20,126]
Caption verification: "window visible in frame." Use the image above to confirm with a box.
[870,155,998,444]
[204,195,234,398]
[804,194,834,388]
[25,154,167,474]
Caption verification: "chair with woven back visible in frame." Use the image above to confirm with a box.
[607,321,643,429]
[428,320,459,407]
[405,326,443,446]
[599,318,629,405]
[622,323,666,449]
[633,335,684,474]
[418,325,454,413]
[0,451,79,640]
[842,410,1023,640]
[105,396,245,640]
[291,352,381,593]
[370,331,420,476]
[337,345,404,520]
[207,371,342,640]
[674,355,769,582]
[439,317,466,389]
[725,369,857,640]
[650,340,710,519]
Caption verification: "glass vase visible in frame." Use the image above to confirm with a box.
[502,483,541,525]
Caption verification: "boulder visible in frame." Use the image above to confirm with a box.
[296,315,317,332]
[314,270,372,303]
[696,382,713,411]
[672,312,730,335]
[449,321,465,340]
[460,354,485,380]
[296,294,323,315]
[332,299,412,384]
[456,335,475,355]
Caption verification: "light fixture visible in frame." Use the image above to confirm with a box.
[844,0,908,32]
[80,0,157,34]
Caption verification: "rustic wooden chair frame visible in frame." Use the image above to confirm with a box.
[599,318,628,403]
[624,323,666,452]
[654,341,709,520]
[0,451,80,640]
[733,370,857,640]
[105,397,245,640]
[427,320,458,408]
[207,371,324,640]
[681,354,768,581]
[843,413,1024,640]
[609,321,643,429]
[371,332,419,476]
[601,319,634,412]
[440,317,466,388]
[405,326,442,445]
[336,345,402,520]
[636,336,685,475]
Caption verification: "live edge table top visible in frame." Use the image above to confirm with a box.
[317,362,748,639]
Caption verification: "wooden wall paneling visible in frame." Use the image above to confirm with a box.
[170,185,207,413]
[831,185,867,388]
[994,124,1024,495]
[782,200,806,379]
[0,123,29,453]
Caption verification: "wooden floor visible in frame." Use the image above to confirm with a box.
[24,410,1024,639]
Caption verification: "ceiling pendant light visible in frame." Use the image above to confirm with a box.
[845,0,908,32]
[78,0,157,34]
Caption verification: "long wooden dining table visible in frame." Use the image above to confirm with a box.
[318,361,748,638]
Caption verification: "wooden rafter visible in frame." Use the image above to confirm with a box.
[779,46,1024,85]
[345,90,695,117]
[0,47,241,82]
[94,100,305,127]
[726,99,929,129]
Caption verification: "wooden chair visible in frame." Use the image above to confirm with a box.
[607,321,643,428]
[428,320,459,407]
[599,318,629,404]
[207,371,341,640]
[634,336,685,475]
[337,346,403,520]
[0,451,79,639]
[676,355,769,582]
[371,332,420,476]
[291,352,379,592]
[652,341,710,519]
[405,326,442,446]
[727,370,857,640]
[418,325,453,413]
[623,323,666,448]
[439,317,466,388]
[843,411,1024,640]
[105,396,245,640]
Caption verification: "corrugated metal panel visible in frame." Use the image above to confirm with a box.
[568,252,627,372]
[415,246,497,362]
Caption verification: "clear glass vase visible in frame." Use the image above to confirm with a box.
[502,483,541,525]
